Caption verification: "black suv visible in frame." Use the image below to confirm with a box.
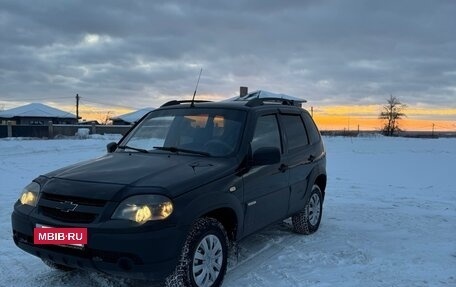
[12,96,326,287]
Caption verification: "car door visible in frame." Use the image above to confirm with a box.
[242,113,290,235]
[278,112,315,215]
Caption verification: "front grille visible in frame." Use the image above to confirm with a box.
[41,206,97,223]
[40,193,106,207]
[38,192,107,224]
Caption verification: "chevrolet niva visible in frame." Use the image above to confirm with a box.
[12,92,326,287]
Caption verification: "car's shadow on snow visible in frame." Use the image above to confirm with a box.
[30,268,162,287]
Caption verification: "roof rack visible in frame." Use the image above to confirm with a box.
[160,100,212,107]
[233,90,307,107]
[245,97,296,107]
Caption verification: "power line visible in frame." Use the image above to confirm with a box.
[434,123,454,128]
[0,96,74,102]
[0,96,140,110]
[81,98,139,110]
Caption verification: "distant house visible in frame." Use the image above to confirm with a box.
[0,103,77,125]
[110,107,154,125]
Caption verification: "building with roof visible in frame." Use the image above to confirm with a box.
[110,107,154,125]
[0,103,77,125]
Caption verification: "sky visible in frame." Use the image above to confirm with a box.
[1,0,455,130]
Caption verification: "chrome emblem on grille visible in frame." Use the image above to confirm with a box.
[56,201,78,212]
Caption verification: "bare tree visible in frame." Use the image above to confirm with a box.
[379,95,407,136]
[103,111,112,125]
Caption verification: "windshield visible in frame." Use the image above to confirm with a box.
[119,108,247,157]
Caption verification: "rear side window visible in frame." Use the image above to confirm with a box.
[302,112,321,144]
[251,115,282,154]
[281,114,309,150]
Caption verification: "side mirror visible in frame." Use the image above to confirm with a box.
[252,147,280,166]
[106,142,118,153]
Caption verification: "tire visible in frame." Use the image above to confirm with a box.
[292,184,323,235]
[165,217,229,287]
[42,259,75,271]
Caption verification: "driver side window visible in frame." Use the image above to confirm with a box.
[251,114,282,154]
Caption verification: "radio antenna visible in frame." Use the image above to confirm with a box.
[191,68,203,107]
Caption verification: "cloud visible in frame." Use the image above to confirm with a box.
[0,0,455,114]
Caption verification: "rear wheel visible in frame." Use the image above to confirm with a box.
[292,184,323,235]
[165,217,228,287]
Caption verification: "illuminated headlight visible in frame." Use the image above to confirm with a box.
[112,195,173,223]
[19,182,40,206]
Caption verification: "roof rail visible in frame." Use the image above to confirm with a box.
[234,90,306,107]
[245,97,296,107]
[160,100,212,107]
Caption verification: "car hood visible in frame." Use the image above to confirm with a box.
[43,152,237,199]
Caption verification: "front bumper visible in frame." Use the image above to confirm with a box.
[11,209,185,280]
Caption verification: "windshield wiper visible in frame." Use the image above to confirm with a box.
[153,146,210,157]
[117,145,149,153]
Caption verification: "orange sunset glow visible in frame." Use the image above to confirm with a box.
[311,105,456,131]
[64,102,456,132]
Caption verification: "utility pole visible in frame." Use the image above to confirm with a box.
[432,123,435,137]
[76,94,80,121]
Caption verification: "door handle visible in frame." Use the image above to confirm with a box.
[308,155,316,162]
[279,164,288,173]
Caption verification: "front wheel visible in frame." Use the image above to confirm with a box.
[292,184,323,235]
[165,217,228,287]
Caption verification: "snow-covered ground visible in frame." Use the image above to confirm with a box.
[0,135,455,287]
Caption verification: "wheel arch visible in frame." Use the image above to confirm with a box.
[178,192,244,242]
[314,174,327,199]
[202,207,238,241]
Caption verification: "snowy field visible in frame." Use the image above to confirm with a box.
[0,135,455,287]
